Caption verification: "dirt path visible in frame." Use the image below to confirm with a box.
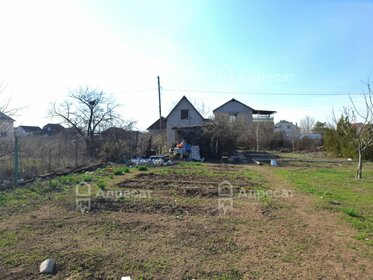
[251,165,373,279]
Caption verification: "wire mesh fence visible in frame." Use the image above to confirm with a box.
[0,134,98,185]
[0,129,149,187]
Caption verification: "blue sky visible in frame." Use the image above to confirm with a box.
[0,0,372,129]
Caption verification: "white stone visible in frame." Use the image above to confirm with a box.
[39,259,56,274]
[121,277,131,280]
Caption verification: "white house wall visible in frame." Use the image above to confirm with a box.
[214,101,253,123]
[166,98,205,145]
[0,120,14,138]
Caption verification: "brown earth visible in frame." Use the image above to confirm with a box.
[0,164,372,279]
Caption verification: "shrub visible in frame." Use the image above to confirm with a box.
[343,207,360,218]
[48,179,60,190]
[82,174,93,182]
[113,167,129,175]
[137,166,148,171]
[97,179,106,190]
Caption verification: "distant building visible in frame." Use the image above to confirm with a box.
[274,120,301,140]
[298,133,322,141]
[213,98,276,125]
[63,127,83,136]
[0,112,15,138]
[42,123,65,136]
[147,97,276,146]
[147,117,167,137]
[147,96,208,145]
[15,126,43,137]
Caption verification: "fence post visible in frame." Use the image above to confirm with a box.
[75,134,78,169]
[13,136,19,186]
[49,148,52,173]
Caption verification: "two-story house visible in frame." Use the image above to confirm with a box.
[0,112,15,138]
[147,96,208,146]
[148,97,276,146]
[274,120,301,140]
[14,126,43,137]
[213,98,276,125]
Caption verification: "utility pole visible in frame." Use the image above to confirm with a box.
[157,76,163,154]
[157,76,162,130]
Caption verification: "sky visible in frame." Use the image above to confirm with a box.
[0,0,372,130]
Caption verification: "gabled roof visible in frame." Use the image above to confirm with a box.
[0,112,15,121]
[166,96,205,120]
[147,117,167,130]
[213,98,276,115]
[43,123,64,129]
[213,98,254,113]
[18,126,42,133]
[147,96,206,131]
[275,120,296,126]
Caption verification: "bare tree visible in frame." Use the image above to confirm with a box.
[252,121,274,151]
[191,98,210,118]
[0,82,20,142]
[0,82,18,116]
[50,86,121,138]
[288,128,301,151]
[335,81,373,179]
[300,116,315,134]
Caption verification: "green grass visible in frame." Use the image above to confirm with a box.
[137,166,148,171]
[96,179,106,190]
[3,162,373,278]
[82,174,93,182]
[113,167,130,175]
[278,167,373,244]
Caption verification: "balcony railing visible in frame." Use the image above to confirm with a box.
[252,115,274,122]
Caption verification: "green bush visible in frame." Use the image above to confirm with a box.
[97,179,106,190]
[137,166,148,171]
[82,174,93,182]
[343,207,360,218]
[113,167,129,175]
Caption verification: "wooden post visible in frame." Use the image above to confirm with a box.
[13,136,19,185]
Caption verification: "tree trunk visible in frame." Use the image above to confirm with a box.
[357,149,363,179]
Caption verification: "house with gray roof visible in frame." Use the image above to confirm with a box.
[0,112,15,138]
[213,98,276,124]
[147,96,209,145]
[15,126,43,137]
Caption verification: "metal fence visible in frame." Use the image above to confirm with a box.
[0,134,96,185]
[0,130,149,186]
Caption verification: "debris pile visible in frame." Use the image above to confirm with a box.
[130,156,174,167]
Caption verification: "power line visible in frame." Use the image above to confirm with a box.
[163,88,361,96]
[106,87,362,96]
[110,88,157,94]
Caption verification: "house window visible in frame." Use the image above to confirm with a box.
[0,131,6,137]
[287,125,291,129]
[181,109,189,120]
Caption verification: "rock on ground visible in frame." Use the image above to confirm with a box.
[39,259,56,274]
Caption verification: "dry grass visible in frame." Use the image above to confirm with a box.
[0,135,98,183]
[0,163,373,279]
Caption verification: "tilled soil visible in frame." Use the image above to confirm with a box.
[0,164,372,279]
